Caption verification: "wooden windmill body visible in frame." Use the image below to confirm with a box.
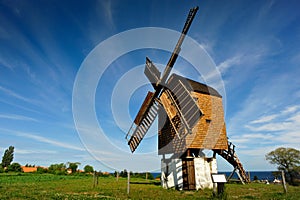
[158,74,228,155]
[126,7,250,190]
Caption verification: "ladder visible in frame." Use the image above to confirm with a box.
[214,141,250,183]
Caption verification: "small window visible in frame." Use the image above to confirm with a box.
[206,119,211,123]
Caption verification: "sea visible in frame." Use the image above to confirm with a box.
[151,171,278,181]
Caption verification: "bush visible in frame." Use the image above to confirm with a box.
[8,163,22,172]
[36,167,48,174]
[84,165,94,173]
[0,165,4,173]
[48,163,66,175]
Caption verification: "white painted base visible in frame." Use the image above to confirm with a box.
[161,157,217,190]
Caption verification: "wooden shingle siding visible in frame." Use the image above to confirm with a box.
[158,74,228,155]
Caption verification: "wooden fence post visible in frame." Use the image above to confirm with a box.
[96,172,99,185]
[127,171,130,195]
[93,171,99,188]
[93,171,96,188]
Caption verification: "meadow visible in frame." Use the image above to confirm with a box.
[0,173,300,199]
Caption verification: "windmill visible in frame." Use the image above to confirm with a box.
[125,7,250,190]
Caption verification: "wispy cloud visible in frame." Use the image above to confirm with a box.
[282,105,300,115]
[249,114,278,124]
[246,122,293,132]
[204,54,242,88]
[0,86,31,102]
[17,132,85,151]
[217,55,242,74]
[87,0,116,45]
[0,113,38,122]
[231,133,274,145]
[99,0,115,29]
[230,104,300,151]
[0,86,40,105]
[0,98,43,115]
[0,56,14,70]
[15,149,57,154]
[246,106,300,132]
[1,129,85,151]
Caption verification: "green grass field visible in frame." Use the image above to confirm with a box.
[0,173,299,199]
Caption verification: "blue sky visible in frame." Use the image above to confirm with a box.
[0,0,300,172]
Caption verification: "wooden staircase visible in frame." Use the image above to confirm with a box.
[214,141,250,183]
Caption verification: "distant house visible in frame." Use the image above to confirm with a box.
[67,169,84,174]
[21,166,37,173]
[102,171,110,175]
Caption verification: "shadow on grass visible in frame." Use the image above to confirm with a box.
[130,181,161,186]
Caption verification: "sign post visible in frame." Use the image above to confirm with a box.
[211,174,227,196]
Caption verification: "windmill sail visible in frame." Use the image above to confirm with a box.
[126,7,199,153]
[144,57,161,89]
[160,75,202,138]
[126,92,160,152]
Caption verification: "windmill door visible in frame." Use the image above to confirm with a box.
[182,158,196,190]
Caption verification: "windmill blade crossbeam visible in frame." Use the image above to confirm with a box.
[166,79,203,134]
[126,95,160,153]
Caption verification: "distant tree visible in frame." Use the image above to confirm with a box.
[146,172,154,180]
[1,146,14,168]
[120,169,128,177]
[8,162,22,172]
[36,167,47,173]
[48,163,66,175]
[114,171,118,177]
[131,172,154,180]
[266,147,300,185]
[84,165,94,173]
[67,162,81,173]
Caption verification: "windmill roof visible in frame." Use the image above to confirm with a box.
[169,74,222,98]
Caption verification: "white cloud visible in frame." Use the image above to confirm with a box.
[273,131,300,148]
[217,55,242,74]
[249,114,278,124]
[99,0,115,29]
[0,113,38,122]
[17,132,85,151]
[239,146,276,157]
[228,103,300,156]
[246,122,293,132]
[246,105,300,132]
[0,86,37,104]
[230,133,274,145]
[1,129,85,151]
[282,105,300,115]
[15,149,57,154]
